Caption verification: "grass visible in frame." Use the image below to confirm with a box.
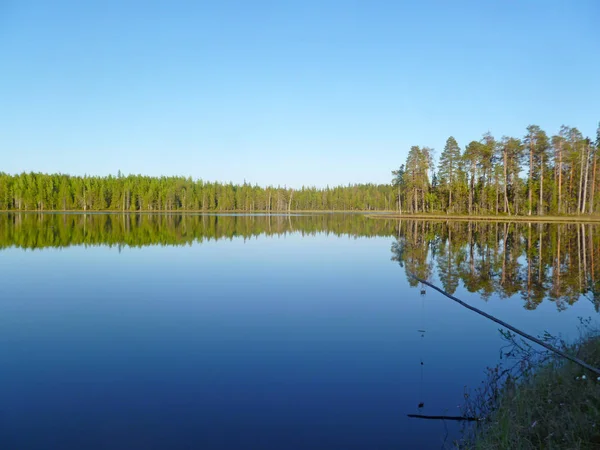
[459,325,600,449]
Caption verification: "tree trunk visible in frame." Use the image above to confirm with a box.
[569,166,574,214]
[413,188,417,213]
[582,143,591,214]
[539,153,544,215]
[495,174,499,215]
[528,143,533,216]
[590,153,597,214]
[558,141,563,214]
[579,146,585,214]
[503,148,510,214]
[468,162,475,215]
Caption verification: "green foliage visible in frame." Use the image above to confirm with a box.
[461,328,600,449]
[403,146,433,213]
[0,173,397,212]
[396,124,599,216]
[438,136,462,212]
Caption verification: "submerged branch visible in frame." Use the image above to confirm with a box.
[407,414,479,422]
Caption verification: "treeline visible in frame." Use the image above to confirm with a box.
[393,123,600,216]
[0,172,396,212]
[392,220,600,311]
[2,122,598,216]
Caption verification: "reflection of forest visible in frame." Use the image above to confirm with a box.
[0,212,398,249]
[391,221,600,311]
[3,214,598,310]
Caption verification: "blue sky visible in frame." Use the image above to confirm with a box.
[1,0,599,188]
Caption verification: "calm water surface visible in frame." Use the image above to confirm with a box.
[1,213,598,449]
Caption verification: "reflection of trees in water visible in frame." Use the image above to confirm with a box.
[392,221,433,287]
[0,212,399,250]
[3,214,599,310]
[391,221,600,311]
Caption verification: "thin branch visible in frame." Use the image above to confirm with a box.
[409,271,600,376]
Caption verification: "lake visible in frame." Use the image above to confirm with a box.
[1,213,598,449]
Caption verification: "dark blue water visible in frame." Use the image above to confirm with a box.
[0,214,597,449]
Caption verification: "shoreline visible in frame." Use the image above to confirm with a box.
[0,209,371,214]
[2,210,600,223]
[368,213,600,223]
[463,333,600,449]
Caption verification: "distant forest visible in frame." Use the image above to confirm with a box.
[1,123,598,215]
[0,173,395,212]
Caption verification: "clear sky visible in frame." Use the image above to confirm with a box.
[1,0,599,188]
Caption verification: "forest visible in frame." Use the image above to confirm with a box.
[0,172,396,212]
[1,123,598,215]
[394,123,600,215]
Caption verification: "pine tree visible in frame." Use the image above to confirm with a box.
[438,137,461,212]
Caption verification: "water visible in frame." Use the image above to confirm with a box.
[1,213,598,449]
